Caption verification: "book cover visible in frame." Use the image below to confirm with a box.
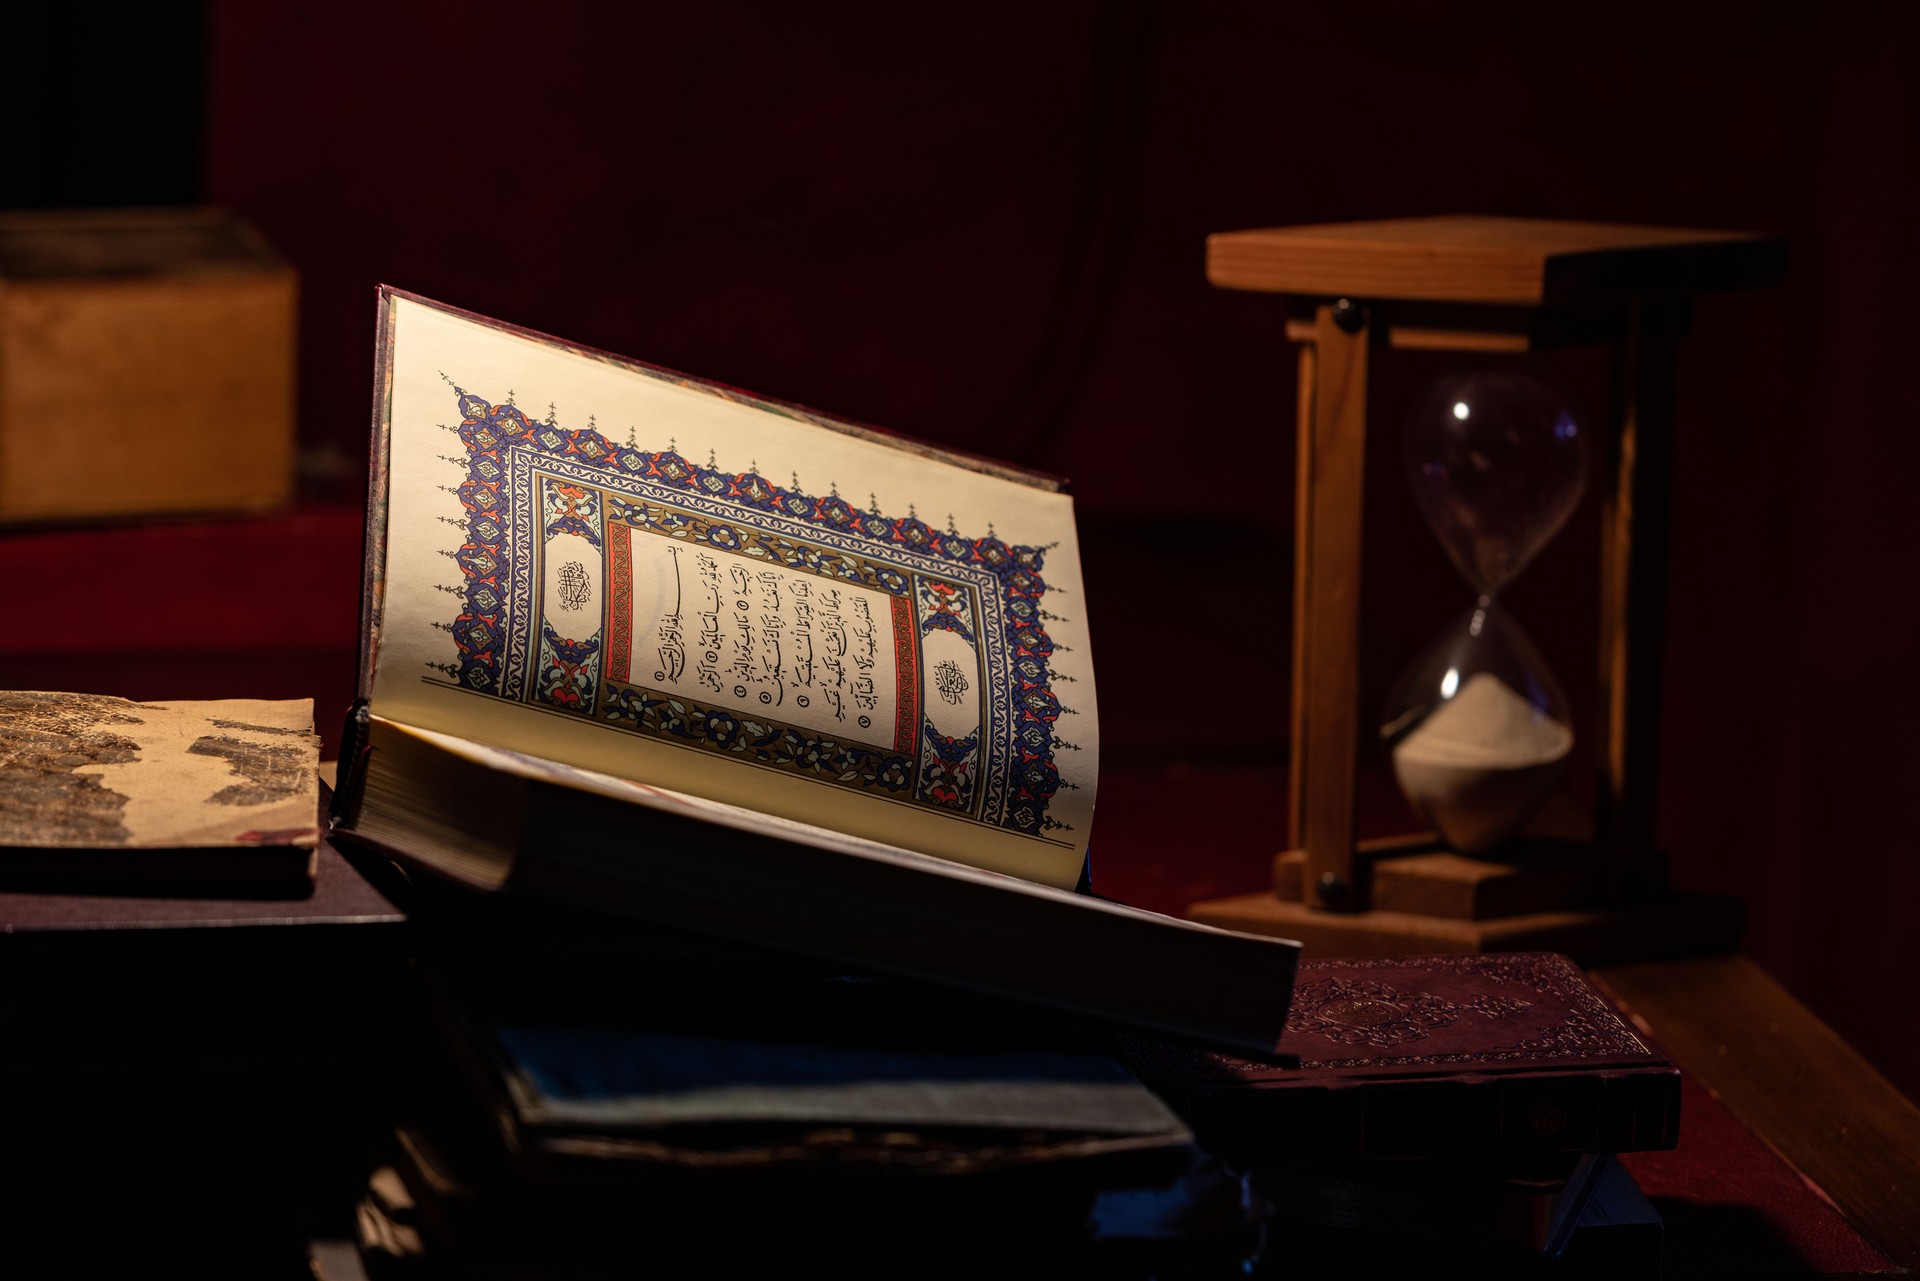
[413,936,1194,1181]
[367,960,1211,1274]
[1121,952,1679,1163]
[0,691,319,893]
[442,994,1197,1186]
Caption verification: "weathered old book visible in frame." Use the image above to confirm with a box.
[458,1025,1196,1186]
[330,289,1300,1053]
[363,963,1209,1275]
[0,692,320,893]
[1120,952,1679,1164]
[426,968,1198,1189]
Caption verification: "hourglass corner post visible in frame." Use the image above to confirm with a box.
[1286,329,1316,855]
[1290,298,1373,913]
[1596,296,1686,903]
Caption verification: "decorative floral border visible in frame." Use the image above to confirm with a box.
[439,391,1068,835]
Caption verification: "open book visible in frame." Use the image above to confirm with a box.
[332,290,1299,1053]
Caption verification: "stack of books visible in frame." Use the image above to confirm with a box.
[317,290,1302,1271]
[332,289,1302,1053]
[316,292,1670,1275]
[1124,952,1674,1273]
[340,910,1264,1277]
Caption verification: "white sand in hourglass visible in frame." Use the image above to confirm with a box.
[1391,671,1573,854]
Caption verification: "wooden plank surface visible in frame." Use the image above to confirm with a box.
[1207,214,1781,305]
[1594,954,1920,1270]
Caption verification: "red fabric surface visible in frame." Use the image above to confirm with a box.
[0,505,364,758]
[0,505,362,657]
[1622,1076,1896,1278]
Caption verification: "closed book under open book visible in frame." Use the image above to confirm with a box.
[1122,953,1679,1164]
[332,289,1301,1053]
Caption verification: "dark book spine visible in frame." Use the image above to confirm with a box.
[1166,1067,1679,1165]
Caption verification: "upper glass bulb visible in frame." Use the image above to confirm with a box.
[1405,371,1589,598]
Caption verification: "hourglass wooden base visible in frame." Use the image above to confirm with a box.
[1188,885,1744,966]
[1189,839,1744,966]
[1187,215,1779,964]
[1274,839,1601,919]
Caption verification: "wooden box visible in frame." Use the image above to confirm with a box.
[0,208,296,524]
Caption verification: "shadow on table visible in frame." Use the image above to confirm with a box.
[1652,1197,1834,1281]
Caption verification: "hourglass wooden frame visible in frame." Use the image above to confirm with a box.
[1188,216,1782,962]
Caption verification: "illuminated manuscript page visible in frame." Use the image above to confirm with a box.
[370,294,1097,887]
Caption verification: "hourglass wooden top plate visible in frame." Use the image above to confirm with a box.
[1207,215,1784,307]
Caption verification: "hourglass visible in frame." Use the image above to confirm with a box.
[1383,372,1587,855]
[1188,214,1778,960]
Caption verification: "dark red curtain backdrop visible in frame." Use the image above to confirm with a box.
[199,3,1920,1095]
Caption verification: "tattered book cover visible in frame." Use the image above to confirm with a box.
[0,692,320,850]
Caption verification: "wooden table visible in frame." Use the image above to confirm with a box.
[1596,954,1920,1274]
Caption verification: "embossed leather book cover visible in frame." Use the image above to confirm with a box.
[1121,953,1678,1164]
